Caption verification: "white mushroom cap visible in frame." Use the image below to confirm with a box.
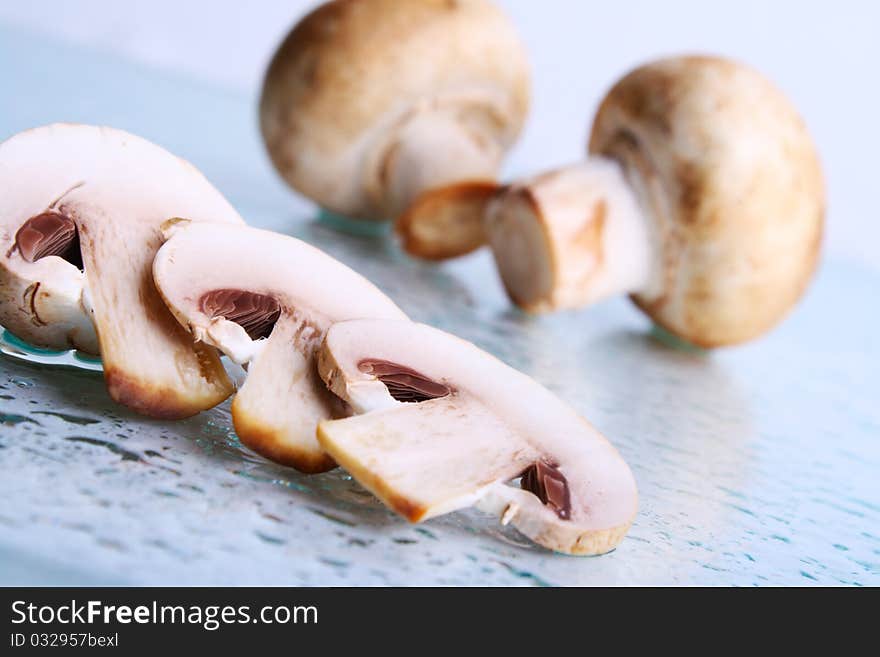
[595,56,824,346]
[0,124,244,417]
[317,319,637,555]
[259,0,529,250]
[153,221,406,472]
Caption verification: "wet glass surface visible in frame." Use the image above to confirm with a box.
[0,27,877,585]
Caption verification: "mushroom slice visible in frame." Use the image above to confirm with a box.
[316,319,638,555]
[153,221,406,473]
[0,124,244,418]
[259,0,529,257]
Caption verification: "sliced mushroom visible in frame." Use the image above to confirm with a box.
[316,319,637,555]
[153,221,406,473]
[259,0,529,259]
[486,56,824,347]
[0,124,244,418]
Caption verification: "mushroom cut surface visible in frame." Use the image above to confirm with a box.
[317,319,637,555]
[259,0,529,256]
[153,221,407,473]
[0,124,245,418]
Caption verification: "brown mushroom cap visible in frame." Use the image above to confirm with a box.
[153,221,407,472]
[259,0,529,222]
[0,124,244,418]
[316,319,638,555]
[590,55,825,347]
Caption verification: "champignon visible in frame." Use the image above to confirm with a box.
[484,56,824,347]
[259,0,530,259]
[0,124,245,417]
[316,318,637,555]
[153,221,406,472]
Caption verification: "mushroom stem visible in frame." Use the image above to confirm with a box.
[485,157,655,313]
[379,110,501,220]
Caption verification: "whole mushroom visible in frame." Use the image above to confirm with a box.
[316,318,638,555]
[260,0,530,260]
[153,220,406,472]
[485,56,824,347]
[0,124,245,417]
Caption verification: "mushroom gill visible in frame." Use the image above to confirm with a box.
[14,211,82,269]
[200,289,281,341]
